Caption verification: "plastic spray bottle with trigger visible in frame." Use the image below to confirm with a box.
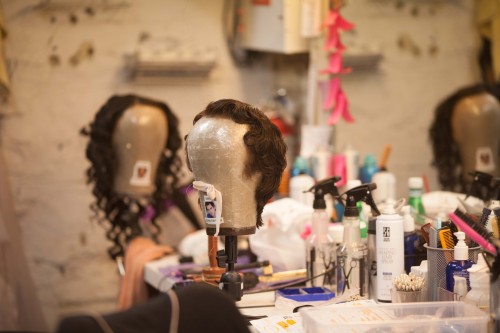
[337,183,380,298]
[305,176,341,290]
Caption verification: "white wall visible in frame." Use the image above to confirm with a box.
[335,1,478,194]
[0,0,477,329]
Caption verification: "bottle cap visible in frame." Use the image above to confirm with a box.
[408,177,423,189]
[293,156,309,175]
[454,231,468,260]
[402,205,415,232]
[379,198,405,215]
[363,154,377,167]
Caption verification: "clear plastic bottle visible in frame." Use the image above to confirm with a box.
[305,177,340,290]
[336,183,379,298]
[306,209,336,288]
[337,215,368,297]
[408,177,426,225]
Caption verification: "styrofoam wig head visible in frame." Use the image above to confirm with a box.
[185,99,287,236]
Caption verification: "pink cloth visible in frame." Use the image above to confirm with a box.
[117,237,173,310]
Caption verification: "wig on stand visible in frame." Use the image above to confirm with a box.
[429,84,498,193]
[81,94,183,260]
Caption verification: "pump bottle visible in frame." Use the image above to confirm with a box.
[336,183,380,298]
[376,199,405,303]
[306,177,341,289]
[445,231,474,293]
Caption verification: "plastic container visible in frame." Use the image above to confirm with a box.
[300,301,490,333]
[277,287,335,302]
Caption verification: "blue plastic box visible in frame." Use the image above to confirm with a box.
[276,287,335,302]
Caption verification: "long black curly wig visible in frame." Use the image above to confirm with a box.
[81,94,183,260]
[429,84,498,193]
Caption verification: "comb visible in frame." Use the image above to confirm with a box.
[439,228,454,263]
[439,228,454,249]
[421,222,431,244]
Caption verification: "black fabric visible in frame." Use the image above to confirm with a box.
[55,283,251,333]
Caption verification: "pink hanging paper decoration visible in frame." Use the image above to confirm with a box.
[324,10,354,51]
[322,77,339,110]
[320,51,352,75]
[327,88,354,125]
[321,8,355,125]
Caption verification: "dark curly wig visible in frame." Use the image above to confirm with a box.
[187,99,287,228]
[81,94,183,260]
[429,84,494,193]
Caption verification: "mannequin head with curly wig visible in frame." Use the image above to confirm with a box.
[429,84,500,193]
[82,94,183,259]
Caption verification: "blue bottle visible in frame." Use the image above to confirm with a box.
[402,205,419,273]
[445,231,473,293]
[359,154,378,183]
